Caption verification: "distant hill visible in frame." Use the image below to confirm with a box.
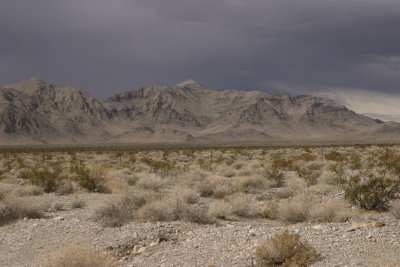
[0,78,399,144]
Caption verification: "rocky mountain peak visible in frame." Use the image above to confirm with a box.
[0,78,399,144]
[176,79,206,88]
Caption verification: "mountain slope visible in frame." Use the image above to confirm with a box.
[0,78,397,144]
[104,80,385,141]
[0,78,113,143]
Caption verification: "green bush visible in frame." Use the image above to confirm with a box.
[335,150,400,211]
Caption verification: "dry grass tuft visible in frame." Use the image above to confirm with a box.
[196,176,234,198]
[208,200,233,220]
[260,201,279,220]
[256,230,321,266]
[136,174,169,192]
[44,244,118,267]
[310,199,350,222]
[277,194,314,223]
[228,193,259,218]
[92,200,131,227]
[0,197,46,226]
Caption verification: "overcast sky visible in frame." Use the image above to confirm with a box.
[1,0,400,120]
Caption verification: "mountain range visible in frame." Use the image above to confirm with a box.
[0,78,399,144]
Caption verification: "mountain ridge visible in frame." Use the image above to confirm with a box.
[0,78,398,144]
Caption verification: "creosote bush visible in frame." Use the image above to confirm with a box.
[20,162,64,193]
[71,164,110,193]
[334,150,400,211]
[256,230,321,266]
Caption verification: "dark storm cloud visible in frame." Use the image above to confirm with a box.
[1,0,400,99]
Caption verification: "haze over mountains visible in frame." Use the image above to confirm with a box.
[0,78,399,145]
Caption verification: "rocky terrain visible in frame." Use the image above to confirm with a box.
[1,193,399,267]
[1,145,400,266]
[1,78,399,144]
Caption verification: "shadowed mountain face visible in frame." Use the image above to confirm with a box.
[0,78,397,144]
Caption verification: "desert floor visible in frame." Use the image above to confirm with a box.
[1,145,399,266]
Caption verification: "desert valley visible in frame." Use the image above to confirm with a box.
[1,79,400,266]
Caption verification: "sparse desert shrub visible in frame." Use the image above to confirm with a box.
[0,197,46,226]
[347,152,362,170]
[296,153,316,162]
[196,176,234,198]
[138,193,213,224]
[20,162,64,193]
[44,245,118,267]
[56,180,76,195]
[391,200,400,219]
[229,193,258,218]
[182,206,214,224]
[335,150,400,210]
[233,162,244,170]
[14,185,43,197]
[171,186,199,204]
[324,151,346,162]
[308,182,335,196]
[136,174,168,192]
[265,168,285,187]
[148,160,175,176]
[214,155,225,165]
[208,200,233,220]
[71,164,110,193]
[310,199,350,222]
[272,158,295,171]
[0,183,13,200]
[124,175,139,186]
[93,189,161,227]
[122,188,160,209]
[137,196,183,222]
[306,161,324,171]
[234,175,270,193]
[255,230,321,266]
[49,202,65,212]
[274,177,307,199]
[295,165,321,186]
[277,194,314,223]
[260,201,279,220]
[92,200,129,227]
[222,169,236,178]
[71,199,85,209]
[197,158,212,170]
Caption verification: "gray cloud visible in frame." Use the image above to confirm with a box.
[1,0,400,100]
